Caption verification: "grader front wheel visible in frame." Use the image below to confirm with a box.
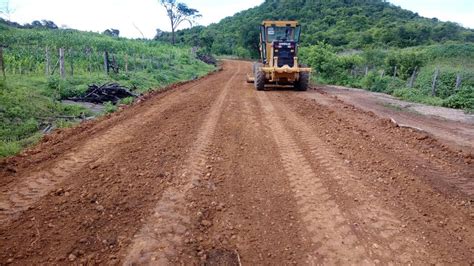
[255,70,265,91]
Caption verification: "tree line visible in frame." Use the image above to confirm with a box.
[155,0,474,58]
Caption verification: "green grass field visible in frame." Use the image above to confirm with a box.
[0,23,215,157]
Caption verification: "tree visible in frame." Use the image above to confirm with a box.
[103,29,120,37]
[154,28,164,40]
[0,0,14,20]
[159,0,201,45]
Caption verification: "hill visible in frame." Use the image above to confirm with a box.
[0,19,215,157]
[158,0,473,111]
[161,0,474,57]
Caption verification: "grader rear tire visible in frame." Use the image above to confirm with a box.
[255,70,265,91]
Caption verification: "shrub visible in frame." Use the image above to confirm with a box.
[442,86,474,110]
[119,97,134,105]
[104,101,117,113]
[393,88,444,106]
[360,72,406,94]
[0,141,21,157]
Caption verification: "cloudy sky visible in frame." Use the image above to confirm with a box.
[1,0,473,39]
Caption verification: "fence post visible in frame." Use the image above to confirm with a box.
[365,66,369,76]
[104,51,109,75]
[59,48,65,79]
[408,66,418,88]
[0,47,5,80]
[455,74,462,90]
[380,69,385,78]
[431,67,439,96]
[45,47,51,76]
[393,66,397,78]
[86,48,92,74]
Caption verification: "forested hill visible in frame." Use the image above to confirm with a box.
[161,0,474,57]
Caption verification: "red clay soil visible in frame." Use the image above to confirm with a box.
[303,86,474,153]
[0,60,473,265]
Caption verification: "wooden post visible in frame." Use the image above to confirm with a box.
[365,66,369,76]
[431,67,439,96]
[59,48,65,79]
[393,66,397,78]
[86,48,92,74]
[45,47,51,76]
[104,51,109,75]
[0,47,5,80]
[380,69,385,78]
[111,54,119,73]
[455,74,462,90]
[408,66,418,88]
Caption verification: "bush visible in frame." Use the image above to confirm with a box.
[0,141,21,157]
[301,43,366,84]
[393,88,444,106]
[104,101,117,113]
[118,97,134,105]
[383,50,425,80]
[360,73,406,94]
[414,66,474,99]
[442,86,474,110]
[235,46,251,59]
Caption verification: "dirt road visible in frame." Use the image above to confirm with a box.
[304,85,474,152]
[1,60,473,265]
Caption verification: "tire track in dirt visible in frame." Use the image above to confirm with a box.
[123,62,241,265]
[0,80,213,225]
[183,77,308,264]
[303,91,474,198]
[268,93,429,263]
[256,91,371,264]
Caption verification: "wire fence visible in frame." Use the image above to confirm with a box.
[0,45,187,79]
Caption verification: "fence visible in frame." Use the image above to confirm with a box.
[0,45,183,79]
[348,64,467,96]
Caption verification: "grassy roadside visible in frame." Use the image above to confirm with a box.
[0,61,214,158]
[0,20,218,158]
[300,43,474,113]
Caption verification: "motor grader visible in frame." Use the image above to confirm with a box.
[247,20,311,91]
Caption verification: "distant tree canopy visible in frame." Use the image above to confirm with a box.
[154,28,164,40]
[103,28,120,37]
[0,18,58,30]
[159,0,474,57]
[26,20,58,29]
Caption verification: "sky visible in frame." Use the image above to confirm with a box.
[0,0,473,39]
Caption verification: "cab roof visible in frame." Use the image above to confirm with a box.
[262,21,299,27]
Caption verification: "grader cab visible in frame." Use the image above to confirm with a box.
[247,21,311,91]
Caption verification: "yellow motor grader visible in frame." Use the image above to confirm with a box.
[247,20,312,91]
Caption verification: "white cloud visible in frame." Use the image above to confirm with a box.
[389,0,474,29]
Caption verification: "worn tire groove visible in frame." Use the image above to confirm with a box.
[268,93,429,263]
[256,91,370,264]
[123,62,241,265]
